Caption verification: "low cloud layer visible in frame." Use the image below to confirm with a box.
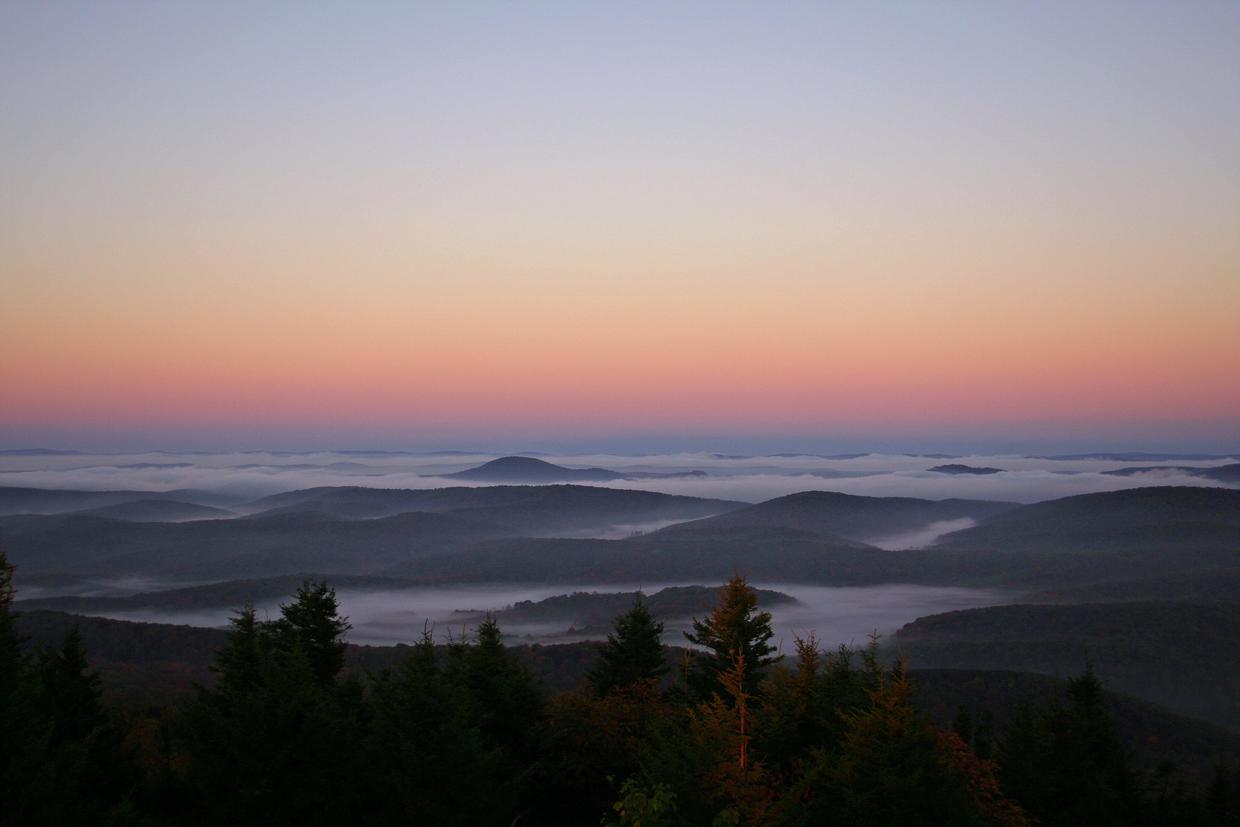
[1,450,1235,504]
[64,581,1011,649]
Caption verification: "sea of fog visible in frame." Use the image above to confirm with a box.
[2,449,1235,504]
[71,582,1011,649]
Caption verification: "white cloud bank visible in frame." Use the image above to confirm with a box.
[0,450,1234,504]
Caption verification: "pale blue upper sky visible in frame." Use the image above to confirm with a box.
[2,2,1238,452]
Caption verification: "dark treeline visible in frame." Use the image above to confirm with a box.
[2,552,1239,826]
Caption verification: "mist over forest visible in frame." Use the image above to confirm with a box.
[5,0,1240,822]
[4,450,1240,824]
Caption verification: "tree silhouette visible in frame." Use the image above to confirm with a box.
[270,580,351,686]
[685,574,780,700]
[589,594,668,697]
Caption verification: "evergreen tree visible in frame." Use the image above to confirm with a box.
[0,548,38,817]
[448,613,545,818]
[210,604,264,696]
[35,626,105,744]
[685,575,780,700]
[784,664,1028,827]
[366,627,507,824]
[996,666,1137,827]
[458,613,543,757]
[0,584,137,826]
[0,549,22,697]
[270,579,350,685]
[181,582,364,824]
[589,595,668,697]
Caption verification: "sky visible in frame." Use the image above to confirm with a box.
[2,2,1238,452]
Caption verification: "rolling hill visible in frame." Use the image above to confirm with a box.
[453,585,797,633]
[933,486,1240,554]
[438,456,625,482]
[382,532,892,584]
[14,573,426,613]
[0,510,513,579]
[1024,566,1240,606]
[0,485,240,516]
[240,483,743,532]
[649,490,1017,544]
[1102,462,1240,484]
[895,601,1240,727]
[928,464,1004,475]
[69,499,235,522]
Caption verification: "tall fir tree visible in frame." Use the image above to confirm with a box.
[685,574,780,700]
[210,604,264,696]
[271,579,351,685]
[996,665,1137,827]
[589,595,668,697]
[0,549,21,696]
[35,625,105,744]
[0,548,35,814]
[183,583,364,825]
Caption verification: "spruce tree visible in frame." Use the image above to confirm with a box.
[589,595,667,697]
[0,549,21,697]
[0,548,34,811]
[271,579,350,685]
[366,628,505,823]
[211,604,264,695]
[184,584,363,824]
[685,574,779,700]
[996,666,1137,827]
[35,626,105,744]
[454,613,544,815]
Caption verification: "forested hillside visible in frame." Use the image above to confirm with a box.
[5,555,1239,826]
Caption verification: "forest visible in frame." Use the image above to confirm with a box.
[3,550,1238,827]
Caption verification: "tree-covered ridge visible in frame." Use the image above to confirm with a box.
[4,485,1237,593]
[453,584,797,634]
[895,602,1240,727]
[4,551,1240,825]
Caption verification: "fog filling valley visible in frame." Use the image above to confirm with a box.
[4,448,1236,650]
[29,580,1012,649]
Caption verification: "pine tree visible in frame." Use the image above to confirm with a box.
[589,595,668,697]
[685,574,780,700]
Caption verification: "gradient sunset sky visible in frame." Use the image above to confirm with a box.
[2,2,1238,452]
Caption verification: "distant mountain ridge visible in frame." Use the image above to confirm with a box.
[455,585,797,633]
[240,484,742,528]
[0,484,746,580]
[933,486,1240,554]
[71,499,235,522]
[1039,452,1240,461]
[0,485,241,516]
[895,601,1240,727]
[439,456,625,482]
[16,573,425,613]
[928,464,1004,475]
[650,490,1017,544]
[1101,462,1240,484]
